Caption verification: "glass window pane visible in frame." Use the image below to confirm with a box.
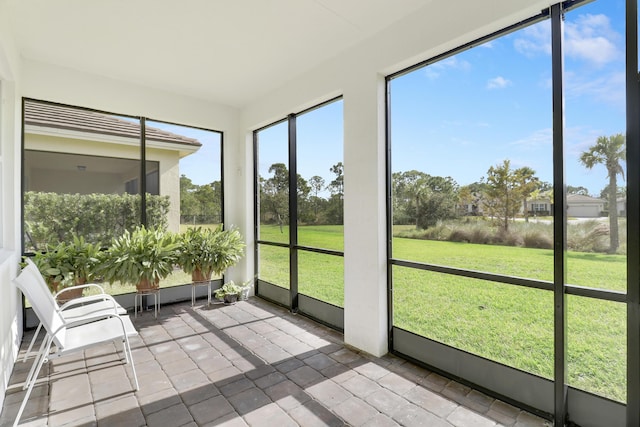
[568,296,626,402]
[23,100,141,251]
[564,0,627,292]
[257,121,289,245]
[258,244,289,289]
[389,19,553,282]
[299,251,344,307]
[393,266,553,378]
[297,100,344,251]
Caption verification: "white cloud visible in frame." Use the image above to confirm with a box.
[479,40,495,49]
[565,126,611,156]
[514,22,551,57]
[565,70,625,110]
[510,128,552,150]
[424,57,471,79]
[513,13,621,67]
[564,14,621,66]
[487,76,512,90]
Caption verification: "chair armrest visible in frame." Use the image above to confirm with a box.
[63,312,121,328]
[59,294,118,312]
[54,283,106,299]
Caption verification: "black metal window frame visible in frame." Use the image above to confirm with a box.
[20,98,225,253]
[385,1,639,426]
[253,96,345,326]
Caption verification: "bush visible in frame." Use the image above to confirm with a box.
[492,229,524,247]
[449,229,472,243]
[523,230,553,249]
[470,228,492,244]
[395,217,628,254]
[567,220,609,253]
[24,191,170,251]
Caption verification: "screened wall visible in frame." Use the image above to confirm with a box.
[255,98,344,329]
[387,1,636,426]
[22,99,223,294]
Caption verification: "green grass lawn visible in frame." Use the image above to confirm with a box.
[258,224,627,402]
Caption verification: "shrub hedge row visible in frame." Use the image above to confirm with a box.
[24,191,170,251]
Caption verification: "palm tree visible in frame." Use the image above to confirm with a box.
[406,177,430,229]
[514,166,539,223]
[579,134,626,253]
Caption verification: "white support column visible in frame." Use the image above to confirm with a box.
[223,128,254,290]
[343,71,388,357]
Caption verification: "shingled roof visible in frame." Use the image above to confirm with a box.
[24,101,202,147]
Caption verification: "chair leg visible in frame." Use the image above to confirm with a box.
[22,323,43,363]
[13,339,52,427]
[23,337,47,391]
[122,335,139,390]
[121,339,130,364]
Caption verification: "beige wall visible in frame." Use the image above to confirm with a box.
[149,146,180,232]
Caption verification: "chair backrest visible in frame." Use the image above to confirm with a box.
[14,261,67,348]
[24,258,60,307]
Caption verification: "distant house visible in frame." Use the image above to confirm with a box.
[527,197,552,216]
[523,194,606,218]
[23,101,202,231]
[566,194,605,218]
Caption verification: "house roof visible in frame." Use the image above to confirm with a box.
[24,101,202,148]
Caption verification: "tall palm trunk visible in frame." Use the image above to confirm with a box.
[608,174,619,253]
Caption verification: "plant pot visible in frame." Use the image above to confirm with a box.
[223,294,238,305]
[56,286,84,304]
[137,277,160,293]
[192,268,212,283]
[47,279,61,294]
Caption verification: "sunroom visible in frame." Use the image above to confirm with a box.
[0,1,637,426]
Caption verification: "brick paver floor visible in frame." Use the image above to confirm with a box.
[1,297,552,426]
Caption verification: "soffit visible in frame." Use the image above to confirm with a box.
[5,0,430,107]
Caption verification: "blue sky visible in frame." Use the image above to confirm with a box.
[391,0,626,196]
[173,0,626,197]
[147,121,222,186]
[256,101,344,197]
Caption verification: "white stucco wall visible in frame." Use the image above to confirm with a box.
[0,9,23,413]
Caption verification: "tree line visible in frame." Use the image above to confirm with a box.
[180,175,222,225]
[259,162,344,229]
[393,133,626,254]
[178,133,625,253]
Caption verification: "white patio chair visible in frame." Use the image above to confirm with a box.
[12,261,139,427]
[21,258,127,385]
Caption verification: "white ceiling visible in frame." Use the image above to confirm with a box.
[5,0,430,108]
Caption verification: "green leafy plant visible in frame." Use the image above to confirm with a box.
[177,225,245,282]
[65,234,101,284]
[99,226,180,291]
[213,280,249,304]
[29,242,73,293]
